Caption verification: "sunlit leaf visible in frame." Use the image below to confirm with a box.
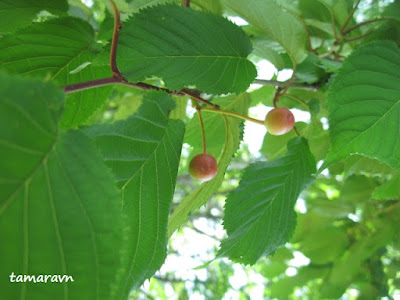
[322,41,400,170]
[117,5,257,94]
[224,0,308,64]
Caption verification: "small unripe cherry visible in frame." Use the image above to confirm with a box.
[189,153,218,182]
[264,107,295,135]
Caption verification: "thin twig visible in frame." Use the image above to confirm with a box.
[108,0,123,79]
[293,126,300,136]
[273,64,297,107]
[253,79,318,91]
[272,87,283,108]
[189,223,220,240]
[181,89,219,109]
[343,29,375,42]
[284,94,309,109]
[340,0,361,35]
[63,77,179,94]
[62,77,120,93]
[281,64,297,97]
[62,77,220,108]
[343,17,396,35]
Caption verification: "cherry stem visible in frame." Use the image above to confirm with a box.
[195,106,207,154]
[201,107,264,126]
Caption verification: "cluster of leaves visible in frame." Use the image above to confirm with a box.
[1,0,400,299]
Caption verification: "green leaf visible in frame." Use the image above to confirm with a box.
[219,137,316,264]
[170,96,188,120]
[320,221,394,298]
[304,19,335,37]
[257,260,287,278]
[295,53,327,84]
[269,266,330,298]
[373,173,400,200]
[261,123,300,161]
[192,0,223,14]
[291,211,333,243]
[248,86,275,106]
[322,41,400,171]
[317,0,350,27]
[298,226,348,264]
[0,17,93,78]
[84,91,185,292]
[310,198,354,218]
[0,0,68,33]
[58,51,113,128]
[0,17,112,128]
[224,0,308,64]
[168,94,250,236]
[117,5,257,94]
[252,38,286,70]
[338,155,397,178]
[299,0,331,23]
[0,73,124,299]
[339,175,376,203]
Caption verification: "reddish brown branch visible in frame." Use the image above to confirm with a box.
[62,77,220,109]
[181,89,219,109]
[343,17,397,35]
[182,0,190,7]
[109,0,123,79]
[63,77,120,93]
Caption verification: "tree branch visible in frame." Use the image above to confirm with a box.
[62,76,219,108]
[182,0,190,7]
[62,77,120,93]
[108,0,123,79]
[189,223,220,240]
[342,17,397,35]
[253,79,318,91]
[343,29,374,42]
[340,0,361,35]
